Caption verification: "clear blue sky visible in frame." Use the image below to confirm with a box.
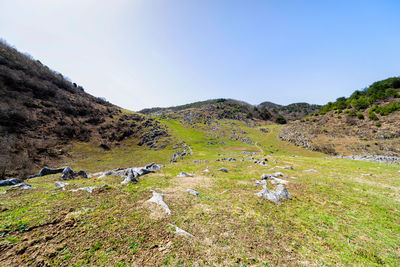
[1,0,399,110]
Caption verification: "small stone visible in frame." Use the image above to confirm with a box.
[173,224,194,237]
[177,172,193,177]
[77,170,88,178]
[70,186,97,193]
[304,169,317,173]
[186,189,199,197]
[6,183,34,192]
[218,168,228,173]
[254,180,267,186]
[55,182,69,188]
[273,172,283,177]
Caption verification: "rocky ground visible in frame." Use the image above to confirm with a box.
[0,120,399,266]
[279,109,400,161]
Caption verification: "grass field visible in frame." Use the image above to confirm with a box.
[1,119,399,266]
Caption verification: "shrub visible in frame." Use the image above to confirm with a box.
[375,122,382,127]
[275,115,287,124]
[368,111,379,121]
[357,113,364,119]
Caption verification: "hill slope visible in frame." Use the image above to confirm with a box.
[140,99,320,123]
[0,41,169,178]
[279,77,400,157]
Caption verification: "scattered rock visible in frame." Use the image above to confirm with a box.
[254,180,267,186]
[55,181,69,188]
[304,169,317,173]
[177,172,194,177]
[145,162,163,171]
[261,174,272,180]
[5,183,34,192]
[256,184,291,204]
[61,167,75,180]
[218,168,228,173]
[283,165,294,170]
[0,178,24,187]
[121,169,139,184]
[173,224,194,237]
[186,189,199,197]
[147,191,171,215]
[273,172,283,177]
[77,170,88,178]
[71,186,97,193]
[269,177,289,184]
[32,167,65,178]
[203,168,210,173]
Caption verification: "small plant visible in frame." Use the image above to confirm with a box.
[357,113,364,119]
[375,122,382,127]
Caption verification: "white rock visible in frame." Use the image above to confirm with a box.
[304,169,317,173]
[147,190,171,214]
[171,224,194,237]
[177,172,193,177]
[55,181,69,188]
[186,189,199,197]
[71,186,97,193]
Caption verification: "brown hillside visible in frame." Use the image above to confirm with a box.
[0,41,168,178]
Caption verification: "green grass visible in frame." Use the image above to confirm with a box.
[0,118,399,265]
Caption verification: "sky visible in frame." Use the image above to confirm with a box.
[1,0,400,111]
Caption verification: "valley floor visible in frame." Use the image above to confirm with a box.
[0,120,399,266]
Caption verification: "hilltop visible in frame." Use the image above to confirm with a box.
[140,98,320,123]
[280,77,400,157]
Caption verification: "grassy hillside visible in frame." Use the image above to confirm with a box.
[1,118,399,266]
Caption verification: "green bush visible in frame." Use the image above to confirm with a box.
[368,111,379,121]
[275,115,287,124]
[375,122,382,127]
[357,113,364,119]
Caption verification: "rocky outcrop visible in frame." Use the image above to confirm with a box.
[0,178,24,187]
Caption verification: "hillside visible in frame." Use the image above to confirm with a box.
[258,102,321,121]
[279,77,400,158]
[0,43,399,266]
[0,41,169,178]
[1,118,399,266]
[140,99,320,123]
